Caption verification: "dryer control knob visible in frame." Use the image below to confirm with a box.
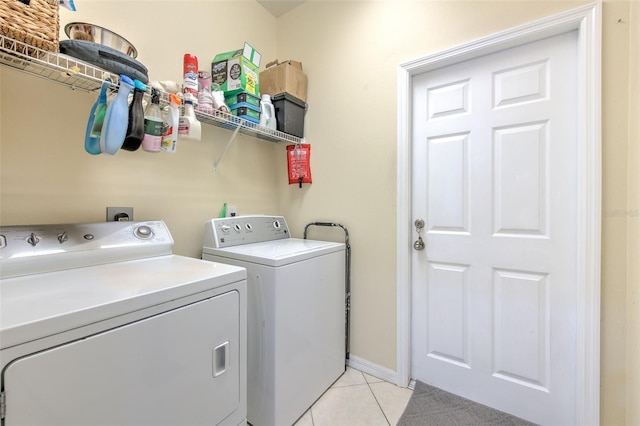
[58,231,68,244]
[134,225,153,239]
[273,220,281,229]
[27,232,40,247]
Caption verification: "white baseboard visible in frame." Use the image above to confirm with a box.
[347,354,403,386]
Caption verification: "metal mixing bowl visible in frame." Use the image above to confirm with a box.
[64,22,138,58]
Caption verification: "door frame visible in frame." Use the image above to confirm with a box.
[396,2,602,424]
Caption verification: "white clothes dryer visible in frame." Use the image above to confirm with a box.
[0,220,247,426]
[202,215,346,426]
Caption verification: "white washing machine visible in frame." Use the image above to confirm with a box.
[0,220,247,426]
[202,215,346,426]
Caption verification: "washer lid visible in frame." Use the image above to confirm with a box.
[0,255,246,350]
[202,238,345,267]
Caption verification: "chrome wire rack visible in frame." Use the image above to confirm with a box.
[0,35,112,91]
[195,109,301,144]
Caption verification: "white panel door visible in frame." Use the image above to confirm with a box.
[411,31,578,425]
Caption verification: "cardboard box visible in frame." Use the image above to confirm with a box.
[212,43,261,96]
[230,104,261,124]
[259,60,308,102]
[224,90,261,109]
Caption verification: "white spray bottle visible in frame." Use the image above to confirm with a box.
[161,93,182,153]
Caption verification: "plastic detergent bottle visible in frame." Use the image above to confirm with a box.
[259,94,277,131]
[179,100,201,141]
[161,93,182,153]
[84,79,110,155]
[121,79,147,151]
[141,88,164,152]
[100,74,135,155]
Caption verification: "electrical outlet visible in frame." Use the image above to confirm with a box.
[106,207,133,222]
[227,205,237,217]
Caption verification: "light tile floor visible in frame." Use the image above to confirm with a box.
[293,367,413,426]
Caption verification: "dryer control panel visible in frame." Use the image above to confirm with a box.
[204,215,290,248]
[0,221,173,279]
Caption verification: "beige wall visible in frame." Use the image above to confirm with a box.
[1,1,638,424]
[626,2,640,424]
[1,1,281,257]
[274,1,638,424]
[602,1,638,424]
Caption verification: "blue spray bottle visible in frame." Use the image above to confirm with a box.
[84,79,110,155]
[100,74,135,155]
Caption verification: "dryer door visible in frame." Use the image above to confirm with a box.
[2,290,241,426]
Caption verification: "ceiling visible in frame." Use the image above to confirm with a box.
[256,0,307,17]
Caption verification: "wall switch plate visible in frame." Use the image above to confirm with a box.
[107,207,133,222]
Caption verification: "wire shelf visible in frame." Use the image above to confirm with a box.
[0,35,302,145]
[195,110,301,144]
[0,35,114,91]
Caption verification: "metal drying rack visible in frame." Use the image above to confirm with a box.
[304,221,352,364]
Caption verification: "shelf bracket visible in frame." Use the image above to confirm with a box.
[213,121,242,171]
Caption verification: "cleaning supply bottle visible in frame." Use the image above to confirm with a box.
[161,93,182,153]
[259,94,277,131]
[122,79,147,151]
[179,99,201,141]
[183,54,198,103]
[195,71,214,114]
[100,74,135,155]
[141,88,164,153]
[84,79,110,155]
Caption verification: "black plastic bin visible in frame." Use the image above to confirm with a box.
[272,93,307,138]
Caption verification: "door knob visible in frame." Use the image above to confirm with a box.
[414,219,425,250]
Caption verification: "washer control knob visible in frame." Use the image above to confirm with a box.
[134,225,153,239]
[234,224,242,232]
[245,223,253,231]
[57,231,68,244]
[27,232,40,247]
[273,220,281,229]
[221,225,231,233]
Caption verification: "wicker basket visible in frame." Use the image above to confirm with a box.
[0,0,60,54]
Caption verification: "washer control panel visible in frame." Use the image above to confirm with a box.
[0,220,173,279]
[204,215,290,248]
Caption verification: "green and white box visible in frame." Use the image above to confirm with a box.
[212,42,261,96]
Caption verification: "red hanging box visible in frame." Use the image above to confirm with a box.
[286,144,312,187]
